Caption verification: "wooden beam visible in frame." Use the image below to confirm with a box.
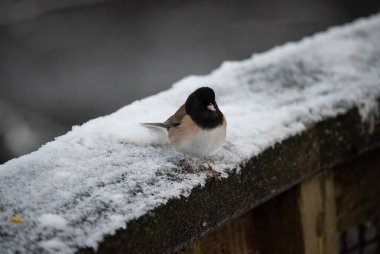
[298,171,338,254]
[181,171,339,254]
[254,171,338,254]
[178,211,259,254]
[334,147,380,232]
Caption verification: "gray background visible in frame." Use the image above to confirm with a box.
[1,0,380,163]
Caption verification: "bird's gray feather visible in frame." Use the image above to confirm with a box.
[141,120,180,130]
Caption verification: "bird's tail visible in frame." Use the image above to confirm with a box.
[141,122,168,129]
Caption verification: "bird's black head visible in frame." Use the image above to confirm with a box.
[185,87,224,129]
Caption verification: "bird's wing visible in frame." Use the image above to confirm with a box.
[142,104,186,129]
[165,104,186,126]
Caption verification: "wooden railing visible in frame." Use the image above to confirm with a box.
[1,14,380,254]
[80,106,380,254]
[180,146,380,254]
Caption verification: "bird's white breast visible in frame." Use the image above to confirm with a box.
[170,120,226,158]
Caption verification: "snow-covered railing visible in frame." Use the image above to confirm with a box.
[1,14,380,254]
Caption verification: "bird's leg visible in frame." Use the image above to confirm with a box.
[203,157,220,177]
[183,154,194,173]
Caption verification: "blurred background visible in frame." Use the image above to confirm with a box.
[1,0,380,164]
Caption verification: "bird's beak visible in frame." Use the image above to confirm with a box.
[207,103,216,111]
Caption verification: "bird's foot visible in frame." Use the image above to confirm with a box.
[181,157,194,174]
[206,162,221,178]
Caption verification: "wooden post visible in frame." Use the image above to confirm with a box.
[179,211,260,254]
[334,148,380,232]
[254,171,339,254]
[299,171,338,254]
[180,171,339,254]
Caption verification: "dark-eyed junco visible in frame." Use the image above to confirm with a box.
[143,87,226,175]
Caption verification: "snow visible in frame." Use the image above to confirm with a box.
[38,214,68,230]
[1,14,380,254]
[39,239,69,253]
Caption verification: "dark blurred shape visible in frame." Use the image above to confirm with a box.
[1,0,380,163]
[0,99,65,163]
[0,0,111,26]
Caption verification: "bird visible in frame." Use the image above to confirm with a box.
[142,87,226,175]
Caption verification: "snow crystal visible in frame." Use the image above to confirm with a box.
[1,14,380,254]
[40,239,70,254]
[38,214,68,230]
